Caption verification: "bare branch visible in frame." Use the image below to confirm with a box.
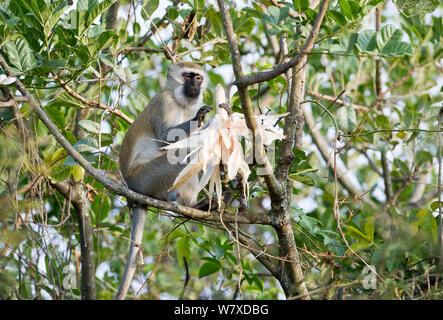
[233,0,329,87]
[52,72,133,124]
[306,90,369,112]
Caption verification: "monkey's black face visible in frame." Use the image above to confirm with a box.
[182,72,203,98]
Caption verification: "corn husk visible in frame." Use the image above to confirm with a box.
[162,84,286,209]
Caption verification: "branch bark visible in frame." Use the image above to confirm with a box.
[53,181,96,300]
[233,0,329,87]
[375,5,393,202]
[216,0,282,203]
[217,0,330,298]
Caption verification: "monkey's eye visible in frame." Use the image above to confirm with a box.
[195,75,202,82]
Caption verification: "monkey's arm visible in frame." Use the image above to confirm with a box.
[156,106,212,146]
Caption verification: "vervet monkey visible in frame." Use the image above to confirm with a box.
[116,62,212,299]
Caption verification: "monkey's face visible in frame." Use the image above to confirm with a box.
[182,72,203,98]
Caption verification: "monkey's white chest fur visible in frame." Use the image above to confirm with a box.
[129,134,160,167]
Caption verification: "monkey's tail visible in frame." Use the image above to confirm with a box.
[115,205,147,300]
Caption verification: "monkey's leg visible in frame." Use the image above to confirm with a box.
[115,206,146,300]
[125,153,186,202]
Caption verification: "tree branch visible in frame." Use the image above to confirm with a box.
[306,90,369,112]
[375,5,393,202]
[52,72,133,124]
[233,0,329,87]
[53,181,96,300]
[217,0,282,202]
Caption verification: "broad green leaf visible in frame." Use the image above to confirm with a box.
[251,274,264,291]
[50,92,89,109]
[364,216,374,243]
[50,163,72,182]
[264,6,288,25]
[356,30,377,53]
[43,1,66,38]
[394,0,439,16]
[45,106,66,129]
[292,0,309,11]
[198,261,221,278]
[72,165,85,181]
[376,25,413,57]
[347,225,371,242]
[177,235,191,266]
[91,193,111,223]
[412,209,437,241]
[3,38,37,72]
[232,14,255,35]
[31,59,68,74]
[78,120,101,134]
[81,0,117,37]
[350,241,373,252]
[141,0,159,20]
[289,174,315,186]
[339,32,358,53]
[328,10,347,27]
[338,0,353,20]
[77,0,99,11]
[394,159,410,176]
[0,24,21,47]
[430,201,442,211]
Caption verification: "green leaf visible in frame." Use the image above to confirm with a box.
[50,92,89,109]
[264,6,289,25]
[350,241,373,252]
[338,0,353,20]
[339,32,358,53]
[91,193,111,222]
[394,0,439,16]
[328,10,347,27]
[292,0,309,11]
[412,209,437,241]
[77,0,99,11]
[72,165,85,181]
[45,106,66,129]
[289,174,315,186]
[3,38,37,72]
[356,30,377,53]
[141,0,159,20]
[81,0,117,37]
[198,261,221,278]
[430,201,441,211]
[232,14,255,35]
[43,1,66,38]
[347,225,371,242]
[364,216,374,243]
[167,5,179,20]
[376,25,413,57]
[177,235,191,266]
[78,120,101,134]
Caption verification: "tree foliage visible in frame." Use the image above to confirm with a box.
[0,0,442,300]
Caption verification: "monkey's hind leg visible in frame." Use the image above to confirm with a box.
[125,153,186,202]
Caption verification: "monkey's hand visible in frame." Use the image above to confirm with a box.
[196,106,213,127]
[218,103,232,116]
